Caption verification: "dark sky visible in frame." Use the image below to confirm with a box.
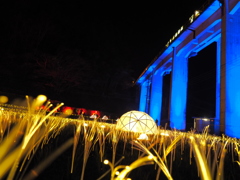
[1,0,205,76]
[0,0,208,114]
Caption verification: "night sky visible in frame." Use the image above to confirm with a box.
[0,0,211,116]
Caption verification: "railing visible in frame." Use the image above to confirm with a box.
[165,0,218,47]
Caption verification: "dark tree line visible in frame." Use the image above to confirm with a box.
[0,0,138,115]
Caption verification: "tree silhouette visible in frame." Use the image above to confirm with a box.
[21,49,91,96]
[0,0,138,113]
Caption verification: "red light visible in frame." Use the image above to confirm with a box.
[89,110,101,117]
[62,106,73,115]
[76,108,87,115]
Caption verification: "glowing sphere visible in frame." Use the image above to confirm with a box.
[0,96,8,103]
[37,95,47,102]
[116,111,158,134]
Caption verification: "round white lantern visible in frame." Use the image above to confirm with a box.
[116,111,158,134]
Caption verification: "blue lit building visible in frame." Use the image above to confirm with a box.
[135,0,240,138]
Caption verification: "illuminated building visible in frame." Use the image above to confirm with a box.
[135,0,240,138]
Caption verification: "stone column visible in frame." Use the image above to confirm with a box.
[169,47,188,130]
[215,39,221,135]
[139,81,148,112]
[221,0,240,138]
[149,69,163,126]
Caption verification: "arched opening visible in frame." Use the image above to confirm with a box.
[186,42,216,132]
[161,73,171,128]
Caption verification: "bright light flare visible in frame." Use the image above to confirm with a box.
[37,95,47,102]
[160,132,169,136]
[62,107,73,115]
[137,133,148,140]
[0,96,8,103]
[103,159,109,165]
[148,155,154,160]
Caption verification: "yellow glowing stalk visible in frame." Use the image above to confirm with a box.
[7,121,51,180]
[215,139,229,180]
[189,136,212,180]
[132,140,173,180]
[22,138,73,180]
[22,102,64,149]
[0,95,65,180]
[0,123,22,161]
[1,96,240,180]
[97,124,107,162]
[80,119,98,180]
[0,146,22,178]
[110,128,122,167]
[103,159,114,180]
[162,134,182,162]
[97,156,125,180]
[0,122,28,179]
[71,121,82,173]
[235,161,240,166]
[115,155,154,180]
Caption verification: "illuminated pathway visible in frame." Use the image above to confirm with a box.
[136,0,240,138]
